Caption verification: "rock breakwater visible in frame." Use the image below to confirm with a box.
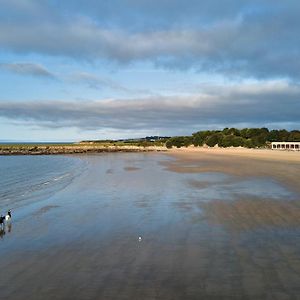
[0,145,167,155]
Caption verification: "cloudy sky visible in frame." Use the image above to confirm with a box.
[0,0,299,141]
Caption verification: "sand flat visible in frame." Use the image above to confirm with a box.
[166,147,300,193]
[1,153,300,299]
[169,146,300,162]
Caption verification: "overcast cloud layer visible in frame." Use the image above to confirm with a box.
[1,81,299,131]
[1,1,300,79]
[0,1,299,138]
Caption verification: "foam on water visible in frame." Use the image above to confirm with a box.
[0,155,86,211]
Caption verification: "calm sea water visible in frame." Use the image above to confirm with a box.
[0,153,299,299]
[0,155,86,212]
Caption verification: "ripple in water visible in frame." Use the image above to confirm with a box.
[0,156,86,211]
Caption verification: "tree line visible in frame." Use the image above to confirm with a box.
[165,128,300,149]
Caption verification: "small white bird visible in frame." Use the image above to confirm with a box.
[138,236,142,242]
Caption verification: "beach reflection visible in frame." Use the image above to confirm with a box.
[0,153,299,299]
[0,223,12,239]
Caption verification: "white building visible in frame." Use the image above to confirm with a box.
[271,142,300,151]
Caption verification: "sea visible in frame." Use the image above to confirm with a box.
[0,155,86,214]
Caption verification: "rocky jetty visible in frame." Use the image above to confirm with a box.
[0,145,167,155]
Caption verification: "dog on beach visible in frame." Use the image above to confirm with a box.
[5,210,11,222]
[0,214,5,229]
[0,211,12,238]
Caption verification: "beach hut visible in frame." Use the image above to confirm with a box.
[271,142,300,151]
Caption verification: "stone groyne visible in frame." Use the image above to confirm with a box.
[0,145,167,155]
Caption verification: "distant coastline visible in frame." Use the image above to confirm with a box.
[1,127,299,155]
[2,143,300,156]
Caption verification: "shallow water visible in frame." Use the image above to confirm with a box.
[0,153,299,299]
[0,155,86,212]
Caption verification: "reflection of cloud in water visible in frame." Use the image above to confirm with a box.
[187,175,296,202]
[177,172,300,230]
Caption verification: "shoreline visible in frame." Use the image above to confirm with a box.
[1,144,300,159]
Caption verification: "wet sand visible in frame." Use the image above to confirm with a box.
[1,152,300,299]
[167,148,300,226]
[167,147,300,193]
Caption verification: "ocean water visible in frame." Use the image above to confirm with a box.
[0,155,86,213]
[0,153,299,299]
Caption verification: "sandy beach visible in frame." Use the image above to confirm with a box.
[167,147,300,193]
[169,146,300,162]
[0,151,300,299]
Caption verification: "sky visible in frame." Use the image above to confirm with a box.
[0,0,299,141]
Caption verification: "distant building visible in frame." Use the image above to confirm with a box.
[271,142,300,151]
[145,136,170,142]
